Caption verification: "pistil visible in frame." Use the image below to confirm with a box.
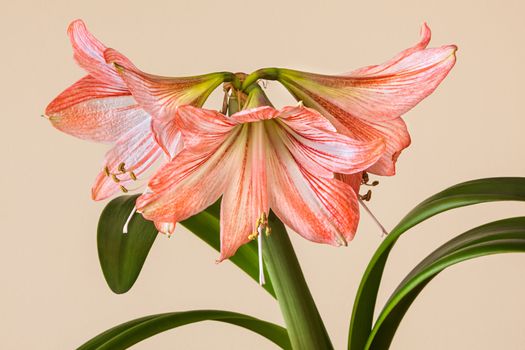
[249,212,271,285]
[123,206,137,234]
[358,198,388,237]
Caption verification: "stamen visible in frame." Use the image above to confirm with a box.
[252,212,269,286]
[257,225,265,285]
[104,166,110,177]
[122,206,137,234]
[358,198,388,237]
[111,174,121,183]
[361,172,380,187]
[119,185,128,193]
[360,190,372,201]
[118,162,126,173]
[129,171,137,181]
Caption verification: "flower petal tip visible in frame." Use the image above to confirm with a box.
[67,19,87,35]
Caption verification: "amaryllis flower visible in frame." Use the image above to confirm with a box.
[44,20,227,200]
[136,104,385,260]
[266,23,457,177]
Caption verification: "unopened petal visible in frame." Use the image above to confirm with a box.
[45,75,148,143]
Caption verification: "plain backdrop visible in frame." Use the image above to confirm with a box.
[2,0,525,349]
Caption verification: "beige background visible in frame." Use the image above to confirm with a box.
[2,0,525,349]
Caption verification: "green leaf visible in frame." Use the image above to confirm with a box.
[77,309,291,350]
[348,177,525,349]
[98,196,275,296]
[98,195,158,294]
[365,217,525,349]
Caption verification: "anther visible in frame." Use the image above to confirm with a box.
[118,162,126,173]
[111,174,121,183]
[104,166,110,177]
[362,172,369,184]
[119,185,128,193]
[362,172,379,187]
[360,190,372,201]
[129,171,137,181]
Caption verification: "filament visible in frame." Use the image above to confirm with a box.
[358,198,389,237]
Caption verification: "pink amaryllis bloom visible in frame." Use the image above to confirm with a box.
[135,105,385,261]
[44,20,227,201]
[271,23,457,177]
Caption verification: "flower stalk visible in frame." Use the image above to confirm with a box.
[263,212,333,350]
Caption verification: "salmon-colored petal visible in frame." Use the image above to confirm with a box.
[347,23,431,76]
[335,172,362,194]
[155,221,176,236]
[229,106,280,123]
[274,106,385,177]
[218,123,269,261]
[149,118,183,159]
[365,117,411,175]
[278,105,337,132]
[267,127,360,245]
[104,48,226,121]
[278,24,457,122]
[175,105,236,151]
[290,94,413,176]
[67,20,130,88]
[136,125,244,223]
[92,119,163,200]
[45,75,148,143]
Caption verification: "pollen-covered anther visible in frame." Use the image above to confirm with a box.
[119,185,128,193]
[129,171,137,181]
[104,166,110,177]
[111,174,121,183]
[118,162,126,173]
[248,212,270,240]
[362,171,379,187]
[360,190,372,201]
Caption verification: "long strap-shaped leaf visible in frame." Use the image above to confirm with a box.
[77,309,291,350]
[365,217,525,349]
[98,195,275,296]
[348,177,525,349]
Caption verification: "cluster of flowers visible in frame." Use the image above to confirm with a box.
[45,20,456,261]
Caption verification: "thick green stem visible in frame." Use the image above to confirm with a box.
[263,213,333,350]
